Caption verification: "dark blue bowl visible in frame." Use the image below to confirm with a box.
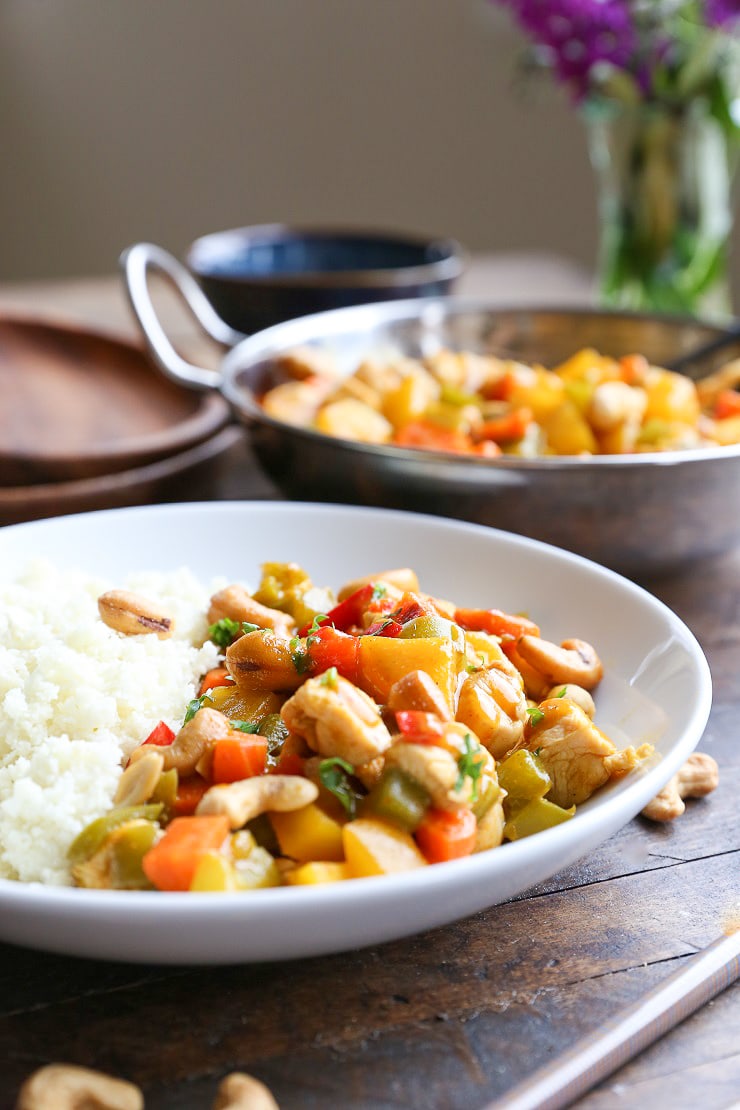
[186,224,464,334]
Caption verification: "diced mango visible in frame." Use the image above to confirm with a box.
[382,372,439,429]
[270,803,345,862]
[284,861,351,885]
[553,348,619,386]
[342,817,428,877]
[507,366,565,421]
[357,635,456,708]
[712,413,740,446]
[189,850,237,892]
[540,399,598,455]
[643,369,700,425]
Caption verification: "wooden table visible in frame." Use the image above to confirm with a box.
[1,263,738,1109]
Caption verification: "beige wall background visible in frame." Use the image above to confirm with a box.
[0,0,737,298]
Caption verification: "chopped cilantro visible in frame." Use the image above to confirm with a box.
[208,617,241,648]
[230,720,260,734]
[455,733,484,801]
[371,584,387,601]
[526,706,545,726]
[318,756,361,817]
[319,666,339,687]
[183,691,214,724]
[241,622,260,635]
[557,686,568,698]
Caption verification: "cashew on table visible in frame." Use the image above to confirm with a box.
[16,1065,279,1110]
[641,752,719,821]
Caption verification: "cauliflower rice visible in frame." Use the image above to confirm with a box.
[0,560,220,885]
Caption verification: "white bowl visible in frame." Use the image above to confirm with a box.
[0,502,711,964]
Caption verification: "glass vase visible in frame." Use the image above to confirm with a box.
[585,98,737,319]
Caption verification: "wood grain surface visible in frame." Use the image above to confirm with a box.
[0,269,737,1110]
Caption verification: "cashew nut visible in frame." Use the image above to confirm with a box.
[197,774,318,829]
[212,1072,279,1110]
[337,568,418,602]
[516,636,603,690]
[386,669,453,720]
[208,586,296,638]
[545,683,596,718]
[98,590,174,638]
[114,750,164,806]
[641,752,719,822]
[226,630,304,692]
[16,1064,143,1110]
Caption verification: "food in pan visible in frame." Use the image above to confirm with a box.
[0,559,655,892]
[259,345,740,456]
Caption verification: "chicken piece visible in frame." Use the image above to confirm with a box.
[456,663,529,760]
[474,798,506,852]
[526,697,648,808]
[261,378,332,426]
[281,674,392,767]
[385,723,495,811]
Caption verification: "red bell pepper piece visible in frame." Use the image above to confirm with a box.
[477,407,533,444]
[715,389,740,420]
[364,618,403,637]
[298,584,379,636]
[454,607,540,639]
[395,710,446,743]
[306,625,361,683]
[171,775,210,817]
[142,720,176,747]
[389,592,434,627]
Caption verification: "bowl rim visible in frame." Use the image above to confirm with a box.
[186,223,466,288]
[219,297,740,469]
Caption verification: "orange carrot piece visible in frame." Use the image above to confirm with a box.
[142,815,230,891]
[394,422,476,455]
[454,607,540,639]
[478,407,533,443]
[415,807,477,863]
[198,667,235,696]
[212,736,268,783]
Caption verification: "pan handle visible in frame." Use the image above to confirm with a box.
[120,242,246,391]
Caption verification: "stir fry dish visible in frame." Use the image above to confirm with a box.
[70,564,653,892]
[259,345,740,456]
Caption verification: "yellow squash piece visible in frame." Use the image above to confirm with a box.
[284,861,351,885]
[342,817,428,877]
[189,851,237,892]
[539,399,598,455]
[357,636,457,708]
[270,803,345,862]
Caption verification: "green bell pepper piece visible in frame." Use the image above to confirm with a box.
[498,749,551,815]
[362,767,431,832]
[504,797,575,841]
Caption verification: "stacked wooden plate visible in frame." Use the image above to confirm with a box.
[0,315,239,525]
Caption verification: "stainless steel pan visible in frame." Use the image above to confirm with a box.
[122,242,740,576]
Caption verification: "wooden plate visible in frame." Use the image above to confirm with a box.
[0,314,230,484]
[0,424,243,526]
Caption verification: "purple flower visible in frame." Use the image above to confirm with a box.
[705,0,740,26]
[499,0,639,98]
